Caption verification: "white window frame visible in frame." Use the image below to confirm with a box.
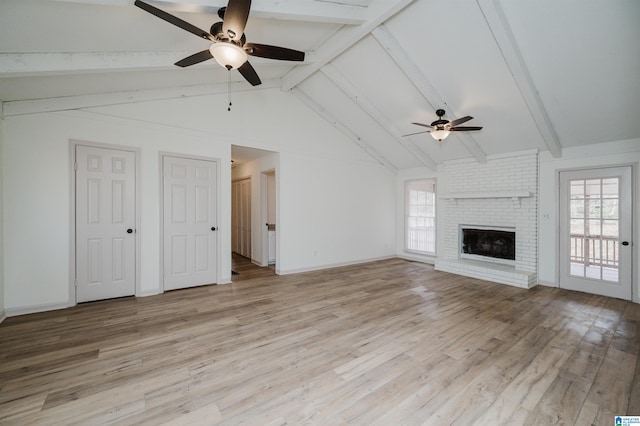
[405,179,436,255]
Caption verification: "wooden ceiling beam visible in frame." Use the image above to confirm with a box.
[0,51,315,77]
[49,0,367,25]
[293,88,398,174]
[321,63,437,171]
[477,0,562,157]
[281,0,415,91]
[2,79,281,117]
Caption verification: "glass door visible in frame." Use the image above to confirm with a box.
[559,167,632,299]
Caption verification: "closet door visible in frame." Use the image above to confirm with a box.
[163,156,218,291]
[232,178,251,258]
[76,145,136,302]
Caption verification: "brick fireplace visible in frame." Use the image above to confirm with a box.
[435,150,538,288]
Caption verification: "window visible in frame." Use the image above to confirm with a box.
[405,179,436,254]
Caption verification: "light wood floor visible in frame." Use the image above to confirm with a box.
[231,253,276,282]
[1,259,639,425]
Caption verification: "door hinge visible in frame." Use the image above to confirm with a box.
[74,279,78,287]
[74,162,78,171]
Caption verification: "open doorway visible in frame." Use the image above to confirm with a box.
[231,145,278,280]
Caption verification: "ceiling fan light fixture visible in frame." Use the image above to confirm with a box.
[210,42,247,70]
[431,128,451,141]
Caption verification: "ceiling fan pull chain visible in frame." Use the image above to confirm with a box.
[227,70,232,111]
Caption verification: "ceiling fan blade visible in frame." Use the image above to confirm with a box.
[222,0,251,41]
[449,116,473,127]
[402,130,432,137]
[175,50,213,67]
[237,61,262,86]
[134,0,214,41]
[451,126,483,131]
[245,43,305,61]
[411,122,432,128]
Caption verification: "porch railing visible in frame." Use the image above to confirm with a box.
[570,234,618,268]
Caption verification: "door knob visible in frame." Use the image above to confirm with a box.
[621,241,629,246]
[127,229,133,234]
[211,227,217,231]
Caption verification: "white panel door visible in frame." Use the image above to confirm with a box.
[163,156,217,291]
[559,167,633,300]
[76,145,136,303]
[232,178,251,258]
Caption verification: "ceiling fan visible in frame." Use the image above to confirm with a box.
[406,109,483,141]
[134,0,305,86]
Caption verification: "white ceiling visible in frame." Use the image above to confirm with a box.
[1,0,639,170]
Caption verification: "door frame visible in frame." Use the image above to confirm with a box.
[261,169,276,268]
[69,140,141,306]
[556,164,635,301]
[159,152,222,292]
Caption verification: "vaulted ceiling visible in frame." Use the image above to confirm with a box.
[1,0,639,171]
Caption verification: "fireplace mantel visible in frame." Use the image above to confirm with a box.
[440,190,533,201]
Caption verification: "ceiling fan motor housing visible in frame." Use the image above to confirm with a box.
[210,21,246,46]
[431,109,450,127]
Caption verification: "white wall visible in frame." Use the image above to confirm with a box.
[0,117,5,321]
[538,139,640,302]
[3,111,232,314]
[2,88,393,314]
[278,151,396,274]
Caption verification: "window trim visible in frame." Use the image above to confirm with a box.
[404,178,437,255]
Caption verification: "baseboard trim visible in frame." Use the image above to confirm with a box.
[536,280,559,288]
[0,310,6,324]
[397,252,436,265]
[5,301,70,318]
[278,255,396,275]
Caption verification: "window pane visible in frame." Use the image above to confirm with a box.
[601,178,619,198]
[406,179,436,253]
[570,200,584,218]
[602,199,618,219]
[570,180,585,199]
[602,220,618,238]
[570,219,584,236]
[587,199,601,219]
[585,179,601,198]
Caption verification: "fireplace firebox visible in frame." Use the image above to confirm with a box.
[460,226,516,265]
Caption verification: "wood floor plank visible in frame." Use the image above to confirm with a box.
[1,257,639,424]
[524,371,593,425]
[583,346,637,424]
